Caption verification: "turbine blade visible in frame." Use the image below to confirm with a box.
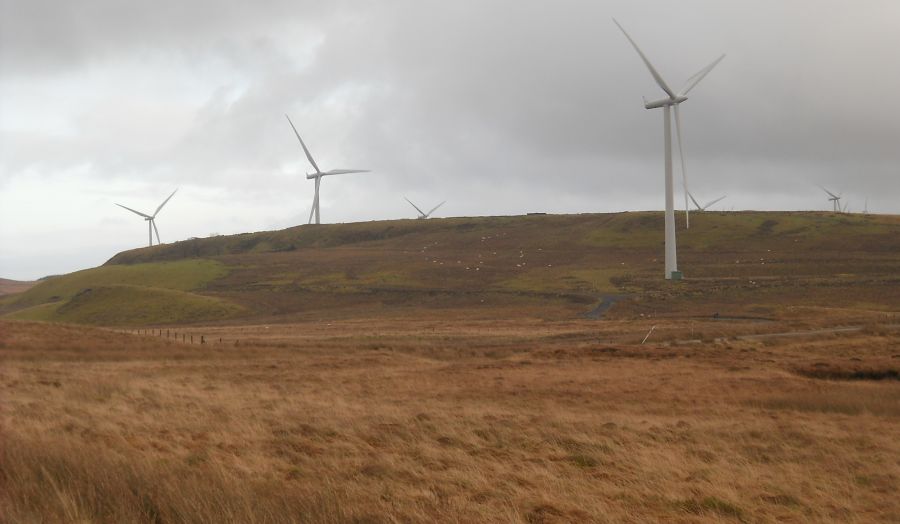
[673,104,690,226]
[285,114,321,174]
[678,54,725,96]
[153,188,178,217]
[613,19,676,99]
[688,191,703,211]
[404,197,426,217]
[705,195,726,210]
[322,169,370,176]
[820,186,839,199]
[152,219,161,245]
[115,203,152,219]
[427,201,446,217]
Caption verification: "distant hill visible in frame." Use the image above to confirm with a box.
[0,278,37,296]
[3,212,899,326]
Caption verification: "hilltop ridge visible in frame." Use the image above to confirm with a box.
[3,211,898,326]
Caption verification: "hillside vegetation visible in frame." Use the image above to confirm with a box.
[3,212,899,325]
[0,260,237,325]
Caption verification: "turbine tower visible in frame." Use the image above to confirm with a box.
[285,114,369,225]
[405,197,446,219]
[820,187,842,212]
[688,192,727,211]
[615,19,724,279]
[115,189,178,247]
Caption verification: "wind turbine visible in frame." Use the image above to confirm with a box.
[285,114,369,225]
[614,19,725,279]
[115,189,178,247]
[820,186,842,212]
[405,197,445,219]
[688,192,727,211]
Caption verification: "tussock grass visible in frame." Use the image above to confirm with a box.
[752,384,900,417]
[2,319,899,522]
[0,436,350,523]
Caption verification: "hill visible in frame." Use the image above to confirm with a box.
[0,278,36,296]
[2,211,899,326]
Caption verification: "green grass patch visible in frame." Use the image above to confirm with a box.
[3,301,62,321]
[289,270,422,291]
[7,285,243,326]
[496,268,621,294]
[3,259,228,312]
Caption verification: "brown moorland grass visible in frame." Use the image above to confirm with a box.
[2,318,898,523]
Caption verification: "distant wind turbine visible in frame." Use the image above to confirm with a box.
[688,192,726,211]
[615,19,724,279]
[405,197,445,219]
[820,186,842,212]
[285,114,370,225]
[115,189,178,247]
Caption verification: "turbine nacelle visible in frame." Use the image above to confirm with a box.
[644,96,688,109]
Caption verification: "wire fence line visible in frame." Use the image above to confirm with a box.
[116,328,238,346]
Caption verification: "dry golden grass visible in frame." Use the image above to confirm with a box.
[2,317,899,523]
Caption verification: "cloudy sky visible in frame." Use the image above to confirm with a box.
[2,0,899,280]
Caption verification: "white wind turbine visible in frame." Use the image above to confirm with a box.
[115,189,178,247]
[688,192,727,211]
[615,19,724,279]
[820,186,842,212]
[405,197,445,219]
[285,114,370,225]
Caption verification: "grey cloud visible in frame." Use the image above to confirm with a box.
[2,0,899,278]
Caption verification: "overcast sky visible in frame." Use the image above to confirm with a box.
[2,0,899,280]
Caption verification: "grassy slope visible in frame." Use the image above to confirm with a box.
[0,260,236,325]
[3,211,899,326]
[6,285,242,326]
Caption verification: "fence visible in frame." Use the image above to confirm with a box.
[117,328,236,346]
